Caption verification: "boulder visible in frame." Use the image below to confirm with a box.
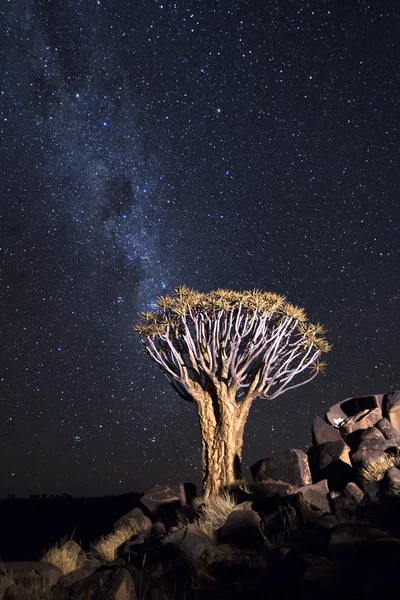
[3,585,30,600]
[114,507,152,533]
[53,560,102,592]
[217,509,265,549]
[251,480,294,498]
[383,391,400,434]
[307,440,354,489]
[53,567,136,600]
[0,576,14,600]
[343,481,364,505]
[382,466,400,497]
[375,417,400,441]
[250,449,312,487]
[162,525,213,566]
[140,483,186,522]
[339,406,383,439]
[325,394,383,427]
[0,562,62,588]
[291,480,330,513]
[328,521,390,558]
[311,416,342,445]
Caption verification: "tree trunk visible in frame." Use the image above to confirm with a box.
[195,386,249,497]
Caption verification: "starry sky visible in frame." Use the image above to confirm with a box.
[1,0,399,498]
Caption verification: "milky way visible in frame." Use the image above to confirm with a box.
[1,1,399,497]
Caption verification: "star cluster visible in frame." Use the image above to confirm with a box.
[0,0,399,497]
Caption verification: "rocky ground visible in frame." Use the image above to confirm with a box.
[2,390,400,599]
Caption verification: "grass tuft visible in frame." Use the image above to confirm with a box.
[41,535,85,575]
[90,522,137,562]
[358,453,398,483]
[192,490,237,539]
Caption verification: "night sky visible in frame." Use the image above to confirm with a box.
[1,1,399,498]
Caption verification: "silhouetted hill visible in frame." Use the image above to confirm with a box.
[0,492,142,560]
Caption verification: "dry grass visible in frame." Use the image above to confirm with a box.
[192,490,237,539]
[90,522,137,562]
[0,563,53,600]
[41,536,85,575]
[358,453,398,483]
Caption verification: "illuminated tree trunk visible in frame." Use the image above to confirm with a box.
[195,385,252,497]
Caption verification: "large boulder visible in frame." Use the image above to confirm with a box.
[140,483,186,522]
[162,525,213,566]
[307,440,354,489]
[375,417,400,442]
[114,507,152,533]
[217,509,265,548]
[311,416,342,445]
[339,407,383,440]
[382,466,400,497]
[325,394,383,427]
[383,392,400,434]
[250,449,312,487]
[291,480,331,513]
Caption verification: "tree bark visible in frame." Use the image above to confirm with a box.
[194,385,250,497]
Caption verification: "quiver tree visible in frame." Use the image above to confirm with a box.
[135,287,331,497]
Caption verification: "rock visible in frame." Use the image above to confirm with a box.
[53,559,102,592]
[339,406,383,439]
[311,416,342,445]
[358,427,385,441]
[151,522,166,538]
[375,417,400,441]
[251,480,294,498]
[382,466,400,496]
[54,567,136,600]
[217,510,265,548]
[140,483,186,521]
[0,576,14,600]
[316,513,340,529]
[307,440,354,489]
[250,449,312,487]
[383,391,400,434]
[3,585,30,600]
[0,562,62,588]
[291,480,330,513]
[117,532,149,559]
[232,500,254,511]
[343,481,364,504]
[162,524,213,566]
[328,521,390,558]
[114,507,153,533]
[325,394,383,427]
